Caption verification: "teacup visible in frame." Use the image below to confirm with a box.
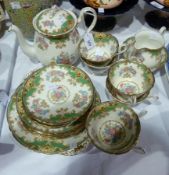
[106,77,150,105]
[86,101,141,154]
[80,55,119,75]
[107,60,155,105]
[79,32,119,67]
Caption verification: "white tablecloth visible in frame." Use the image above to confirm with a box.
[1,1,169,175]
[0,31,17,135]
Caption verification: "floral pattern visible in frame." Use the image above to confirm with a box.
[47,86,69,104]
[118,81,139,94]
[36,9,75,36]
[49,37,68,49]
[86,102,140,154]
[23,64,94,125]
[55,52,71,64]
[73,90,88,108]
[79,32,119,63]
[118,111,134,130]
[36,36,49,50]
[100,121,124,145]
[30,99,49,116]
[122,37,168,71]
[7,93,89,154]
[70,30,79,44]
[46,70,65,82]
[119,66,137,78]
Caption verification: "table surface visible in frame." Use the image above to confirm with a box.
[1,1,169,175]
[0,31,17,136]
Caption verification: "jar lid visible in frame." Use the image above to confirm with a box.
[33,6,76,37]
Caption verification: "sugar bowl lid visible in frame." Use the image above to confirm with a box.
[33,6,77,37]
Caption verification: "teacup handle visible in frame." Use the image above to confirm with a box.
[116,44,128,60]
[159,26,166,35]
[128,96,137,105]
[76,7,97,46]
[117,42,136,61]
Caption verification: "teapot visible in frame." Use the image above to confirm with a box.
[9,6,97,65]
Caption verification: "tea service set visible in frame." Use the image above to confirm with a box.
[6,5,168,156]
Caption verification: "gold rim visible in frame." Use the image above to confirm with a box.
[106,78,150,104]
[108,60,155,97]
[123,37,168,71]
[22,63,95,126]
[85,101,141,154]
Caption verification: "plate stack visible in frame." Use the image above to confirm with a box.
[7,64,101,155]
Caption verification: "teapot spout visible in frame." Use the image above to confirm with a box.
[8,25,37,60]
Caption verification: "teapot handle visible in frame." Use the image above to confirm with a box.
[77,7,97,46]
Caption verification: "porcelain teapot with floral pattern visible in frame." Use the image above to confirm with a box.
[9,6,97,65]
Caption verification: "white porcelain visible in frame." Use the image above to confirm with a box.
[22,64,94,126]
[79,32,119,66]
[134,27,166,50]
[108,60,155,104]
[86,101,141,154]
[81,56,118,75]
[7,94,89,154]
[122,36,168,71]
[8,6,97,65]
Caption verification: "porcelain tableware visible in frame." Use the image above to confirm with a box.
[61,138,91,156]
[9,6,97,65]
[79,32,119,66]
[122,36,168,71]
[7,93,89,154]
[86,101,140,154]
[106,77,150,105]
[22,64,94,126]
[83,0,123,9]
[16,82,101,138]
[81,55,119,75]
[107,60,155,104]
[134,27,166,51]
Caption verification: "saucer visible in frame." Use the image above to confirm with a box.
[16,83,101,138]
[7,93,89,154]
[22,64,94,126]
[80,32,119,66]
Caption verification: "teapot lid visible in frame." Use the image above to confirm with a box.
[33,6,77,37]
